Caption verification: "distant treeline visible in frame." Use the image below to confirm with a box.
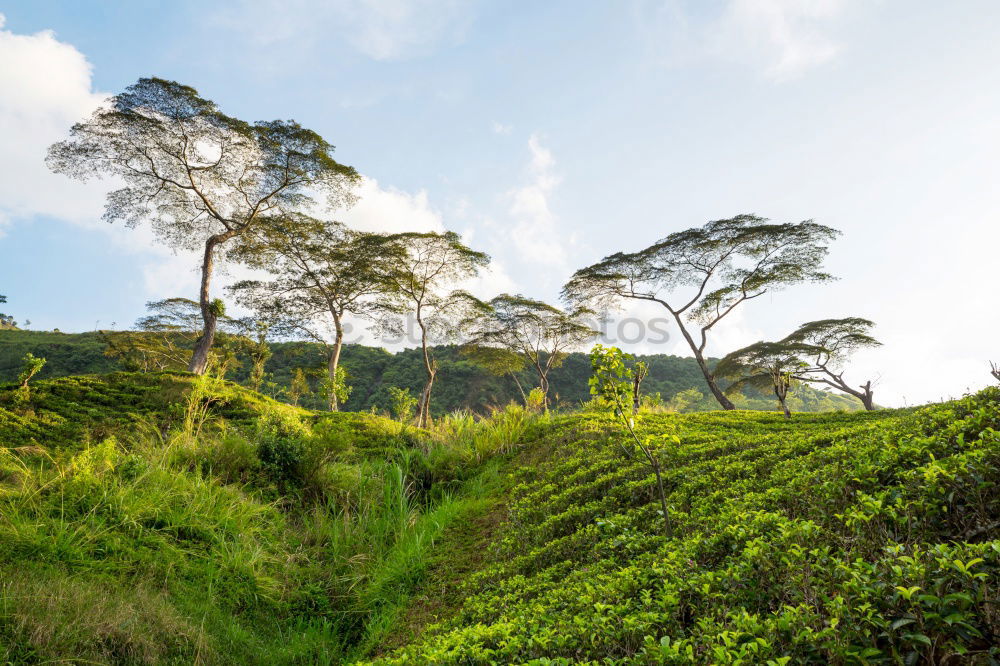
[0,329,862,414]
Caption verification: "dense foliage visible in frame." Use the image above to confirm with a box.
[0,330,862,415]
[1,368,997,663]
[0,372,540,663]
[369,389,1000,664]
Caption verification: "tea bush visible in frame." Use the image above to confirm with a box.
[369,389,1000,664]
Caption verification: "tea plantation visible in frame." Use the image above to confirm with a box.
[1,372,998,664]
[368,390,1000,664]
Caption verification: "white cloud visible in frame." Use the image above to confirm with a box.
[492,121,513,135]
[0,16,206,300]
[0,14,107,226]
[636,0,851,81]
[507,134,567,270]
[212,0,475,61]
[339,177,446,233]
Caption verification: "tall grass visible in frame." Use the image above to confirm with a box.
[0,380,543,664]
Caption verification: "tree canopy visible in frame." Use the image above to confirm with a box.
[462,293,595,409]
[563,214,839,409]
[47,77,359,374]
[229,214,404,410]
[382,231,490,426]
[782,317,882,410]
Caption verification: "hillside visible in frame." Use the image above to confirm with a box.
[0,329,862,414]
[1,371,997,663]
[366,390,1000,664]
[0,372,539,663]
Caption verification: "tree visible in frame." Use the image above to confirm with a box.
[230,316,276,393]
[17,353,46,389]
[563,214,839,409]
[47,77,359,375]
[589,344,674,538]
[992,362,1000,383]
[631,360,649,415]
[383,231,489,428]
[103,298,225,372]
[0,294,15,329]
[229,215,403,410]
[461,344,530,405]
[462,294,595,410]
[287,367,311,406]
[782,317,882,411]
[387,386,418,424]
[715,341,819,418]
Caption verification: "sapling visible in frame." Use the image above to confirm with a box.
[589,344,675,538]
[387,386,418,424]
[17,353,46,392]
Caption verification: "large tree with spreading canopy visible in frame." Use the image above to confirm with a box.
[715,340,820,418]
[228,214,404,410]
[383,231,489,428]
[562,214,839,409]
[782,317,882,411]
[46,77,359,374]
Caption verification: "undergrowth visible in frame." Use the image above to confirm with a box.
[0,372,542,664]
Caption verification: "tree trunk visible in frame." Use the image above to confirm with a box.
[694,353,735,410]
[509,372,527,406]
[539,373,550,412]
[417,314,435,428]
[188,237,220,375]
[327,326,344,411]
[860,381,875,411]
[418,371,436,428]
[774,377,791,419]
[669,311,735,410]
[632,375,642,415]
[652,461,672,538]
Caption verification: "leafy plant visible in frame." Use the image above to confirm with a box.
[16,352,46,389]
[387,386,418,424]
[588,344,675,537]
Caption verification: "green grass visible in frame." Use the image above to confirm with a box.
[0,372,542,664]
[2,370,997,664]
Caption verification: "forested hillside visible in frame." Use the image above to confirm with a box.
[0,330,862,414]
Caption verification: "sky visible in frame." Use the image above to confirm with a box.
[1,0,998,406]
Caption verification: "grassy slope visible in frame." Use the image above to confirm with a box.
[4,370,998,664]
[365,390,1000,664]
[0,372,531,664]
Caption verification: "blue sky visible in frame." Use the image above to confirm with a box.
[1,1,999,405]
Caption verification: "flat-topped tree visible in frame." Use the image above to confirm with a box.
[228,215,404,410]
[563,214,839,409]
[782,317,882,410]
[716,340,820,418]
[462,294,596,411]
[383,231,489,428]
[46,77,359,375]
